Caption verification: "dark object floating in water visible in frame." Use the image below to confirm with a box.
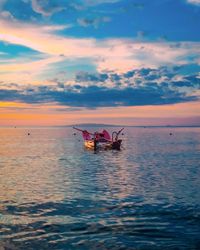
[169,133,173,135]
[73,127,124,151]
[73,133,76,136]
[28,133,30,136]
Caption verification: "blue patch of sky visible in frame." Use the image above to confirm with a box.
[3,0,38,22]
[177,64,200,75]
[0,42,41,59]
[2,0,200,41]
[53,0,200,41]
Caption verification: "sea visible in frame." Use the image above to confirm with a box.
[0,126,200,250]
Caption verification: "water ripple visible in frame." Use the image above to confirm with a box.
[0,127,200,249]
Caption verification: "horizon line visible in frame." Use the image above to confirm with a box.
[1,124,200,128]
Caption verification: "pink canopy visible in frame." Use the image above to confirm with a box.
[102,129,111,140]
[94,129,111,141]
[81,129,111,141]
[82,130,91,140]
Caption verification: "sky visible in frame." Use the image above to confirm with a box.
[0,0,200,126]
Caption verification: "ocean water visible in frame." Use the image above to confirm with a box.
[0,126,200,250]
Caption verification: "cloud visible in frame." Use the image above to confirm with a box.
[28,0,120,17]
[75,72,109,82]
[82,0,121,6]
[0,51,7,55]
[0,83,197,108]
[30,0,65,16]
[0,0,7,10]
[1,16,200,73]
[1,67,199,108]
[0,15,199,77]
[0,55,65,83]
[0,55,63,72]
[77,16,111,28]
[187,0,200,6]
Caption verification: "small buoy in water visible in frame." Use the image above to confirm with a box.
[169,133,173,135]
[73,133,76,136]
[28,133,30,136]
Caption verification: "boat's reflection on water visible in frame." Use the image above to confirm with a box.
[84,143,122,153]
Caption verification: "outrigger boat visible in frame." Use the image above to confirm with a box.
[73,127,124,151]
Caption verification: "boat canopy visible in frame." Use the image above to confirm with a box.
[103,129,111,140]
[82,130,91,140]
[94,130,111,141]
[82,129,111,141]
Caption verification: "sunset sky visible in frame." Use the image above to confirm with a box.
[0,0,199,126]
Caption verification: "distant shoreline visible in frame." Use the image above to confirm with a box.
[1,125,200,128]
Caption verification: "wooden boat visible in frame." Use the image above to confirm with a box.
[73,127,123,151]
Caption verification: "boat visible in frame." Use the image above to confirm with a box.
[73,127,124,151]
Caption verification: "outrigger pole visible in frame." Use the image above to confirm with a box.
[117,127,124,136]
[73,127,94,136]
[112,127,124,141]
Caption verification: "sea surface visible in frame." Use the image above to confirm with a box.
[0,126,200,250]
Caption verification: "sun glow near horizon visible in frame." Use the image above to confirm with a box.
[0,101,199,126]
